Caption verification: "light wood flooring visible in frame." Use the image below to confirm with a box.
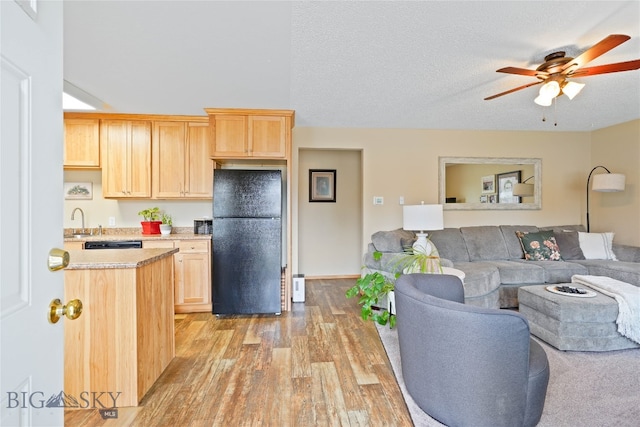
[64,278,413,426]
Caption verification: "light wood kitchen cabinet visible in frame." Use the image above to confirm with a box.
[63,118,100,168]
[152,121,213,198]
[101,120,151,198]
[143,238,212,313]
[205,109,294,159]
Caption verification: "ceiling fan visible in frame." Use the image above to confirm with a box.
[485,34,640,105]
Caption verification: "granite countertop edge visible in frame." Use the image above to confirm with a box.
[63,232,211,242]
[66,248,179,270]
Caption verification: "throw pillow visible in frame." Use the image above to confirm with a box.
[516,230,562,261]
[553,230,585,260]
[578,232,617,260]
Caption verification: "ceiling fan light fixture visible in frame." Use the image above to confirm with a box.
[539,80,561,98]
[534,94,553,106]
[562,81,585,100]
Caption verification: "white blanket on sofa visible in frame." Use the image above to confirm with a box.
[571,275,640,344]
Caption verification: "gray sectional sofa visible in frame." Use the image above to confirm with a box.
[363,225,640,309]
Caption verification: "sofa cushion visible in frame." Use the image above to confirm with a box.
[572,260,640,286]
[578,232,617,260]
[371,229,415,253]
[484,260,546,284]
[460,226,510,261]
[428,228,470,262]
[516,230,562,261]
[552,230,585,260]
[510,259,588,283]
[450,261,501,298]
[500,225,539,259]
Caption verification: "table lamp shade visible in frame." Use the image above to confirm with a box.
[403,204,444,232]
[592,173,625,192]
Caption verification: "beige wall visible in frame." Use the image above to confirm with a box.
[590,119,640,245]
[297,149,362,276]
[293,121,639,275]
[63,170,212,230]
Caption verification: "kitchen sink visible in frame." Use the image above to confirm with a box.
[64,233,92,239]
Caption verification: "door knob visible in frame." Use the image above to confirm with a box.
[48,298,83,324]
[48,248,69,271]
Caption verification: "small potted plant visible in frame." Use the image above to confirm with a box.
[160,213,172,235]
[138,207,161,235]
[346,251,399,327]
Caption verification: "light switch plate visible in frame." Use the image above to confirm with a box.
[373,196,384,205]
[108,216,116,226]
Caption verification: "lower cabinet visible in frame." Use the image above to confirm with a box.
[143,238,212,313]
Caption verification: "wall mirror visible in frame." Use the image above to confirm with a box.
[439,157,541,210]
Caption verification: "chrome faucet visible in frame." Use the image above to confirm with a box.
[71,207,85,231]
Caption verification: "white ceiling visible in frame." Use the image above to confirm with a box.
[64,1,640,132]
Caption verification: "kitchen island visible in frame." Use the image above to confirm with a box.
[64,248,178,407]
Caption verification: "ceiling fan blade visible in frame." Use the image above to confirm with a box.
[484,80,543,100]
[496,66,545,77]
[569,59,640,77]
[561,34,630,74]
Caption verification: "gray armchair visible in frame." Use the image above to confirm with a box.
[394,273,549,427]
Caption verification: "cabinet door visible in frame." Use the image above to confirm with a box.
[102,120,151,198]
[185,122,213,198]
[248,116,286,157]
[128,121,152,197]
[101,120,130,197]
[174,240,211,312]
[64,118,100,168]
[211,115,247,157]
[152,121,186,198]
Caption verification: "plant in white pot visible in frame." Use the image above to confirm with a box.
[160,213,172,235]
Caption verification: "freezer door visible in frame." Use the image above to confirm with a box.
[213,169,281,218]
[212,218,282,314]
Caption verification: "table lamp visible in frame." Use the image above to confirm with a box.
[403,203,444,254]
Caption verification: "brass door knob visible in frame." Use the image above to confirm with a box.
[48,248,69,271]
[48,298,83,324]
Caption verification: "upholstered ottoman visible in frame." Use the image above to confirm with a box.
[518,285,640,352]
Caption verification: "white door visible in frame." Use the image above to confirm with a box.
[1,1,64,426]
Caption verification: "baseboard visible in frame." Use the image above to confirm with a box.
[303,274,360,280]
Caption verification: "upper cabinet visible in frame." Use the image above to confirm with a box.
[152,120,213,199]
[63,117,100,168]
[101,120,152,198]
[205,108,295,160]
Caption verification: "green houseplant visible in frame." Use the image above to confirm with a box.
[346,241,443,328]
[346,251,399,327]
[138,207,162,235]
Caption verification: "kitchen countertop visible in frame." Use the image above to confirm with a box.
[66,248,179,270]
[63,231,211,243]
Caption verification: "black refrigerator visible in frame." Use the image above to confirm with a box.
[212,169,282,315]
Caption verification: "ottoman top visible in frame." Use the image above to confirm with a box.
[518,284,618,323]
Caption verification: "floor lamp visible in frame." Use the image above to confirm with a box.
[586,166,625,232]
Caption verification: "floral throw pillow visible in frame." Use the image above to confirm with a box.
[516,230,562,261]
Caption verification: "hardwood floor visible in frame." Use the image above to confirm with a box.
[64,278,413,426]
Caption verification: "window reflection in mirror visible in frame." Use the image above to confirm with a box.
[439,157,541,210]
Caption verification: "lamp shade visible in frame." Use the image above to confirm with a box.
[592,173,625,192]
[513,183,534,197]
[403,204,444,232]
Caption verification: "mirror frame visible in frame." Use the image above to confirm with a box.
[439,157,542,210]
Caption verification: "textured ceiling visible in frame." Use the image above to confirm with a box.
[64,1,640,132]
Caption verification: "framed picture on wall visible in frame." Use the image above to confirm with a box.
[309,169,336,202]
[481,175,495,194]
[497,171,521,203]
[64,182,93,200]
